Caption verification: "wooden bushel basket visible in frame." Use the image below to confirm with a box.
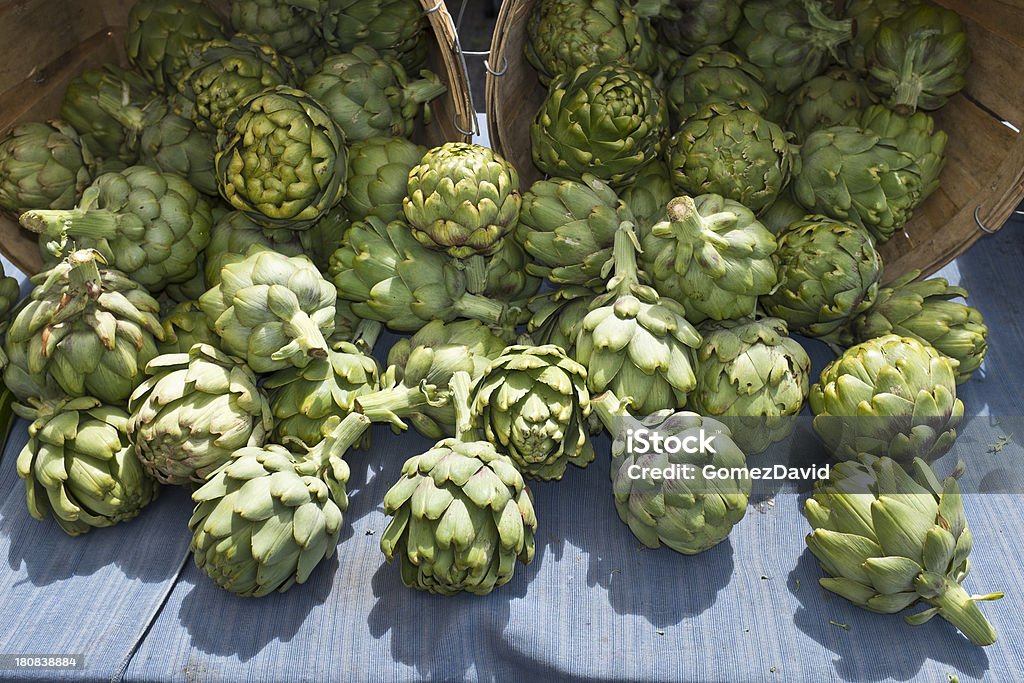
[0,0,475,276]
[486,0,1024,282]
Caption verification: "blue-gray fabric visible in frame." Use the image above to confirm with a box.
[0,215,1021,682]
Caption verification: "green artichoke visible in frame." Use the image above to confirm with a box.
[655,0,743,55]
[329,217,508,332]
[21,166,213,291]
[805,454,1002,646]
[525,0,658,84]
[4,250,164,404]
[204,210,303,287]
[641,195,778,323]
[786,69,877,143]
[732,0,853,94]
[126,0,227,91]
[404,143,521,260]
[299,205,351,273]
[472,345,593,481]
[867,4,970,114]
[526,286,592,356]
[667,103,795,214]
[215,86,348,229]
[761,217,881,342]
[190,412,372,597]
[479,240,543,317]
[229,0,322,59]
[321,0,429,71]
[691,317,810,455]
[841,0,920,73]
[810,334,963,464]
[592,392,751,554]
[60,66,155,167]
[532,63,667,188]
[793,126,923,243]
[380,372,537,595]
[342,136,426,223]
[859,104,947,204]
[516,174,628,289]
[757,191,808,235]
[664,48,770,128]
[618,158,675,233]
[575,223,702,415]
[158,300,221,354]
[174,33,298,133]
[199,248,336,373]
[302,46,446,142]
[0,121,92,216]
[128,343,272,485]
[14,396,159,536]
[162,262,209,305]
[850,271,988,384]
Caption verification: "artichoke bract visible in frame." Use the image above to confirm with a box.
[665,48,771,128]
[174,33,298,133]
[342,137,426,224]
[300,205,352,273]
[841,0,920,73]
[215,86,348,230]
[190,412,372,597]
[0,121,92,216]
[21,166,213,291]
[128,344,273,486]
[641,195,778,324]
[472,345,594,481]
[618,159,675,234]
[132,103,218,196]
[4,250,164,404]
[527,286,592,356]
[575,223,702,415]
[14,397,160,536]
[667,103,795,215]
[761,217,882,343]
[321,0,428,71]
[329,217,508,333]
[805,454,1002,646]
[479,239,543,317]
[229,0,322,59]
[593,393,751,555]
[859,105,947,205]
[867,5,970,114]
[158,301,221,355]
[532,63,667,189]
[515,174,629,289]
[691,317,810,455]
[380,372,537,596]
[656,0,743,55]
[810,335,964,465]
[126,0,226,91]
[850,271,988,384]
[732,0,853,94]
[199,248,336,373]
[785,69,876,143]
[758,191,808,235]
[302,46,446,143]
[524,0,658,84]
[203,210,303,287]
[404,142,521,261]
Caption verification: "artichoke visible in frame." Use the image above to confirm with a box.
[526,286,592,356]
[329,217,509,333]
[162,263,209,305]
[380,372,537,595]
[761,217,881,342]
[786,69,876,143]
[524,0,658,84]
[667,103,795,214]
[159,300,221,354]
[732,0,853,94]
[810,335,963,464]
[618,158,675,233]
[60,66,155,167]
[321,0,427,71]
[641,195,778,323]
[229,0,322,58]
[655,0,744,55]
[859,104,947,204]
[128,344,272,486]
[472,345,593,481]
[14,396,159,536]
[515,174,628,289]
[199,248,336,373]
[342,136,426,223]
[0,121,92,216]
[174,33,298,133]
[4,250,164,404]
[404,143,521,261]
[805,454,1002,646]
[126,0,227,91]
[190,412,372,597]
[479,240,543,317]
[21,166,213,291]
[691,317,810,455]
[299,205,351,273]
[575,223,702,415]
[215,86,348,230]
[204,210,303,287]
[302,46,446,142]
[592,392,751,554]
[793,126,923,243]
[757,191,808,235]
[532,63,668,188]
[850,271,988,384]
[867,4,970,114]
[841,0,920,73]
[664,48,771,127]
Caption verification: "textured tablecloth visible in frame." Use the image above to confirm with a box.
[0,142,1022,680]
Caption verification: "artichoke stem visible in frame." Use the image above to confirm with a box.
[352,319,384,353]
[453,292,506,326]
[287,312,330,360]
[20,208,120,240]
[448,371,475,442]
[924,577,1000,646]
[609,221,642,294]
[355,382,436,427]
[892,41,925,115]
[462,254,488,295]
[405,76,448,105]
[93,88,145,137]
[803,0,854,45]
[590,391,629,433]
[309,412,372,469]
